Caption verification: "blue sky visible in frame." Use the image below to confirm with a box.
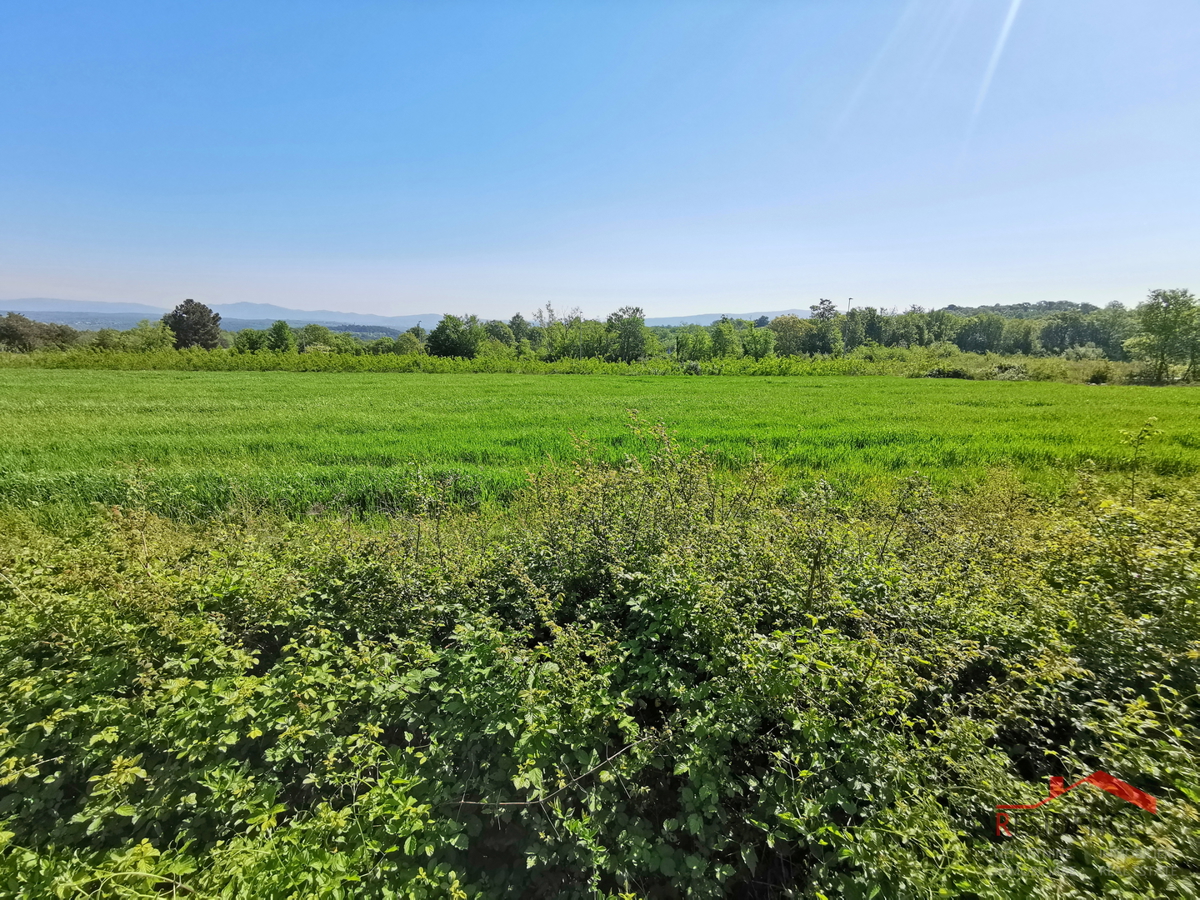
[2,1,1197,318]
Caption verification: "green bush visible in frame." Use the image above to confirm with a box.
[0,428,1196,897]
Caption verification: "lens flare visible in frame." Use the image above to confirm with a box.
[972,0,1025,120]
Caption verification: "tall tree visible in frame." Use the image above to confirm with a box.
[807,302,843,355]
[675,327,712,361]
[163,299,221,350]
[606,306,648,362]
[296,323,335,350]
[742,327,776,360]
[1000,319,1038,355]
[485,320,516,346]
[709,319,742,358]
[233,329,268,353]
[426,314,486,358]
[1125,288,1198,382]
[508,314,532,344]
[265,320,297,352]
[953,314,1005,354]
[840,310,867,351]
[768,315,811,357]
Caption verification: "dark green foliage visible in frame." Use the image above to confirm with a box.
[1125,289,1199,382]
[265,320,297,353]
[484,321,516,347]
[232,328,268,353]
[1,425,1197,897]
[394,332,424,355]
[0,313,80,352]
[943,301,1101,319]
[953,314,1005,354]
[606,307,649,362]
[8,294,1197,373]
[162,300,222,350]
[427,315,487,359]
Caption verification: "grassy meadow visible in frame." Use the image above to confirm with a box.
[2,370,1197,515]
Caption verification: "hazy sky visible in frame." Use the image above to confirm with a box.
[2,1,1197,318]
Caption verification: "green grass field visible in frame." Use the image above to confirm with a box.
[2,370,1197,513]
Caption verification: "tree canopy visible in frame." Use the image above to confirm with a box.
[163,300,221,350]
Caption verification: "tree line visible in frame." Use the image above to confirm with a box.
[2,290,1197,381]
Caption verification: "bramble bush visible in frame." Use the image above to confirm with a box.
[0,424,1196,897]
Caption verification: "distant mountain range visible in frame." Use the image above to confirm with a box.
[0,299,442,333]
[1,298,819,331]
[2,298,1115,332]
[2,301,816,333]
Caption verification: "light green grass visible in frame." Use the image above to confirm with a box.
[2,371,1197,513]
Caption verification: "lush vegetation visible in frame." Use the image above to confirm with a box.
[4,289,1198,384]
[1,416,1198,897]
[2,354,1197,896]
[3,372,1199,517]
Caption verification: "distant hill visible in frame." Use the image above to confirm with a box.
[939,301,1105,319]
[645,309,812,326]
[207,302,441,332]
[1,298,168,316]
[3,299,818,331]
[0,299,441,333]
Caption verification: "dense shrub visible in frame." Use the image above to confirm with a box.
[0,345,1143,383]
[0,429,1197,897]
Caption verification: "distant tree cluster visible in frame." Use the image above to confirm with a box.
[3,291,1197,382]
[0,314,81,352]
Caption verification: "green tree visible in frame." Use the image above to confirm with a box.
[163,299,221,350]
[233,329,268,353]
[327,331,364,354]
[508,314,532,344]
[1124,288,1198,382]
[485,320,516,346]
[709,319,743,358]
[476,337,517,360]
[884,308,930,348]
[1000,319,1038,355]
[91,328,124,350]
[426,314,486,358]
[1039,312,1101,355]
[768,315,811,357]
[953,314,1005,354]
[124,319,175,352]
[1091,301,1135,360]
[840,310,866,351]
[0,313,79,352]
[741,327,776,360]
[810,298,839,322]
[296,323,335,351]
[606,306,648,362]
[675,328,712,361]
[807,302,844,356]
[265,320,297,352]
[394,332,423,355]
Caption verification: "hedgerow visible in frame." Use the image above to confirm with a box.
[0,345,1136,383]
[0,427,1196,897]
